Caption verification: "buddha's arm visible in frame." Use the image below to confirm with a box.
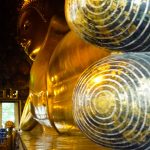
[20,96,38,131]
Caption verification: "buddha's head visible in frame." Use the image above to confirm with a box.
[17,0,65,61]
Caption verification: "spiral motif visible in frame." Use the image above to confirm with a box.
[73,52,150,149]
[65,0,150,52]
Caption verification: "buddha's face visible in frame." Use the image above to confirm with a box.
[18,8,49,61]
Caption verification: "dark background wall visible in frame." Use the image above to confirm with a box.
[0,0,30,99]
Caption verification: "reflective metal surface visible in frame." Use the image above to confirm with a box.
[20,129,110,150]
[65,0,150,52]
[18,0,150,149]
[73,52,150,149]
[20,14,110,134]
[20,97,38,131]
[20,15,69,131]
[47,31,110,134]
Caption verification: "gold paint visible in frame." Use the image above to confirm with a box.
[20,96,37,130]
[93,76,104,84]
[19,0,111,135]
[29,47,40,61]
[22,0,31,8]
[20,129,110,149]
[20,15,69,131]
[20,39,31,55]
[20,17,110,134]
[47,31,110,134]
[92,94,115,115]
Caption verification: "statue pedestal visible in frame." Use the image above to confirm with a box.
[19,127,110,150]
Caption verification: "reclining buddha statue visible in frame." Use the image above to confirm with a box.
[18,0,110,134]
[18,0,150,149]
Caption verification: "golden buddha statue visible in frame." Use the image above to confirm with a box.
[18,0,110,134]
[18,0,150,149]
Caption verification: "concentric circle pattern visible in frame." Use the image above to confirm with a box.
[73,52,150,149]
[65,0,150,52]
